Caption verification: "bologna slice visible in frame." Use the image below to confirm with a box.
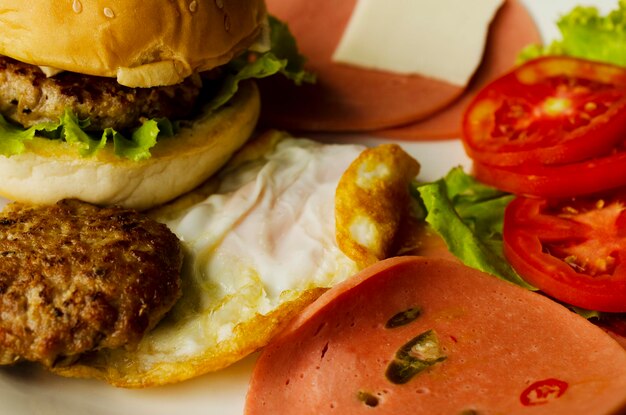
[246,256,626,415]
[377,0,541,140]
[258,0,464,132]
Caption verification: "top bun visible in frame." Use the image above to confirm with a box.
[0,0,266,87]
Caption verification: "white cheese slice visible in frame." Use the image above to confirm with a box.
[332,0,504,86]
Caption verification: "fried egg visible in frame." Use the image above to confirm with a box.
[53,131,420,387]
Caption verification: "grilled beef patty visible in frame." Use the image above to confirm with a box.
[0,56,202,131]
[0,199,183,366]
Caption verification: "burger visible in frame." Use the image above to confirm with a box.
[0,0,310,210]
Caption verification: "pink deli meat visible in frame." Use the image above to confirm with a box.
[258,0,464,132]
[258,0,539,135]
[246,256,626,415]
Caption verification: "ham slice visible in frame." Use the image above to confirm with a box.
[258,0,464,132]
[246,256,626,415]
[377,0,541,140]
[258,0,538,133]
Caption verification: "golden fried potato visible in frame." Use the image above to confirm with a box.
[335,144,420,268]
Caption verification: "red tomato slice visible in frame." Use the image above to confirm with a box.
[462,56,626,166]
[503,192,626,312]
[473,143,626,198]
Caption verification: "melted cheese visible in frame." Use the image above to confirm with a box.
[332,0,504,86]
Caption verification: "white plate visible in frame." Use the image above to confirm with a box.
[0,1,615,413]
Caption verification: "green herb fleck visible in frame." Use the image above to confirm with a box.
[385,330,446,385]
[385,307,422,329]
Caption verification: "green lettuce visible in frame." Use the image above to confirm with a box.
[0,115,58,156]
[59,110,107,157]
[208,15,315,110]
[0,110,168,161]
[416,167,535,290]
[112,118,174,161]
[518,0,626,66]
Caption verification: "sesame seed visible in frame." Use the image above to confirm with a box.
[189,0,198,13]
[224,13,231,31]
[215,0,224,9]
[72,0,82,13]
[103,7,115,18]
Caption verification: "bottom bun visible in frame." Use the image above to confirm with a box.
[0,81,260,210]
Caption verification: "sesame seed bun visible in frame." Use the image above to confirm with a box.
[0,81,260,211]
[0,0,266,87]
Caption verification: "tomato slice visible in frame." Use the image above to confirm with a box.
[503,192,626,312]
[473,142,626,198]
[462,56,626,167]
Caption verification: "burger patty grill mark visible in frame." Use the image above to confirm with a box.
[0,56,202,131]
[0,199,183,367]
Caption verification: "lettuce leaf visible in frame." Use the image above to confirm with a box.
[0,110,166,160]
[266,15,316,85]
[518,1,626,66]
[60,110,107,157]
[416,167,536,290]
[208,15,315,111]
[0,114,59,156]
[112,118,174,161]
